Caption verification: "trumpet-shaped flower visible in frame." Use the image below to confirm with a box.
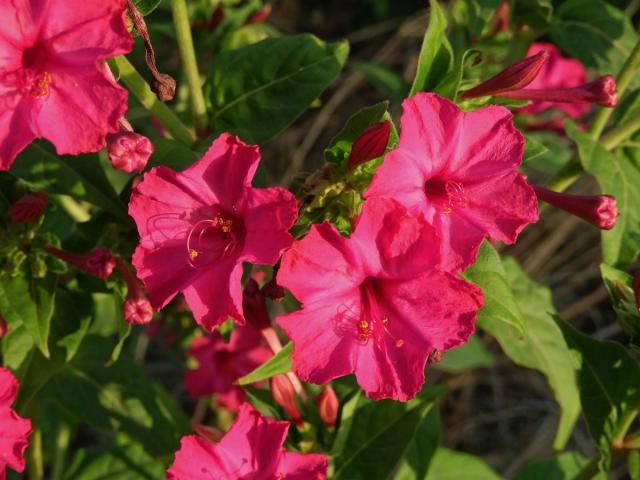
[167,403,327,479]
[277,198,483,401]
[0,368,31,480]
[0,0,132,170]
[129,133,298,331]
[365,93,538,271]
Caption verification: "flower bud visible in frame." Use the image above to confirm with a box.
[0,316,8,338]
[84,248,117,279]
[117,259,154,325]
[9,191,47,224]
[107,131,154,173]
[316,385,338,428]
[270,375,303,426]
[246,4,271,25]
[242,279,272,331]
[348,121,391,170]
[207,4,225,32]
[45,246,115,279]
[633,272,640,314]
[498,75,617,107]
[461,50,549,98]
[532,185,618,230]
[193,424,224,443]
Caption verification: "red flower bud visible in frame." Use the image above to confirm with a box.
[107,131,154,173]
[461,50,549,99]
[207,4,225,32]
[246,4,271,25]
[347,121,391,170]
[0,315,8,338]
[270,375,303,426]
[498,75,617,107]
[242,279,272,331]
[117,259,154,325]
[533,185,618,230]
[316,385,339,428]
[633,272,640,314]
[193,424,224,444]
[45,246,115,279]
[9,191,47,224]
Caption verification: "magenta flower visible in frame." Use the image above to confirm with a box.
[365,93,538,271]
[185,325,270,410]
[167,403,327,479]
[0,0,132,170]
[129,133,299,331]
[277,198,484,401]
[0,368,31,480]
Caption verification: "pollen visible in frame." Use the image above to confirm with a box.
[31,72,52,97]
[189,249,199,259]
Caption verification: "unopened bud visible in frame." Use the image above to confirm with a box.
[9,191,47,224]
[207,5,225,32]
[30,254,47,278]
[45,246,115,279]
[107,130,154,173]
[271,375,303,426]
[242,279,272,330]
[117,259,154,325]
[498,75,617,107]
[348,121,391,170]
[533,185,618,230]
[316,385,338,428]
[246,4,272,25]
[85,248,116,279]
[0,316,8,338]
[150,74,177,102]
[461,50,549,99]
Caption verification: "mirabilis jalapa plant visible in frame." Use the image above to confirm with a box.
[1,0,640,478]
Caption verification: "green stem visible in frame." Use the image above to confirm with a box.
[544,161,583,192]
[170,0,209,136]
[613,407,639,448]
[574,456,600,480]
[600,113,640,151]
[50,422,71,480]
[112,56,195,146]
[26,424,44,480]
[589,39,640,140]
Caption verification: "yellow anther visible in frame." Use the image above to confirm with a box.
[189,249,199,259]
[358,320,369,331]
[395,339,404,348]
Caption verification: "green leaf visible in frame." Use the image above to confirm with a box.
[332,386,446,480]
[550,0,639,79]
[409,0,453,97]
[146,138,199,171]
[132,0,161,16]
[52,290,93,363]
[463,242,526,335]
[109,292,132,365]
[12,142,127,219]
[204,34,349,144]
[512,0,553,29]
[236,343,292,385]
[567,121,640,267]
[599,264,640,348]
[424,448,501,480]
[64,435,165,480]
[394,406,441,480]
[555,317,640,468]
[523,136,549,164]
[435,334,493,373]
[354,61,409,102]
[0,272,56,358]
[515,452,605,480]
[435,49,481,100]
[42,336,190,456]
[1,323,35,372]
[486,258,580,449]
[324,101,393,170]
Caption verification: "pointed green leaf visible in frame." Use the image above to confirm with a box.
[515,452,605,480]
[425,448,501,480]
[236,342,292,385]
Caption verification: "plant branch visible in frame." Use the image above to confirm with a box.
[170,0,209,136]
[589,39,640,140]
[111,56,195,146]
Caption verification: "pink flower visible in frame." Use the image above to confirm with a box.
[8,191,47,224]
[277,198,484,401]
[107,119,154,173]
[0,0,132,170]
[129,133,299,331]
[184,325,270,410]
[365,93,538,272]
[0,368,31,479]
[167,403,327,480]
